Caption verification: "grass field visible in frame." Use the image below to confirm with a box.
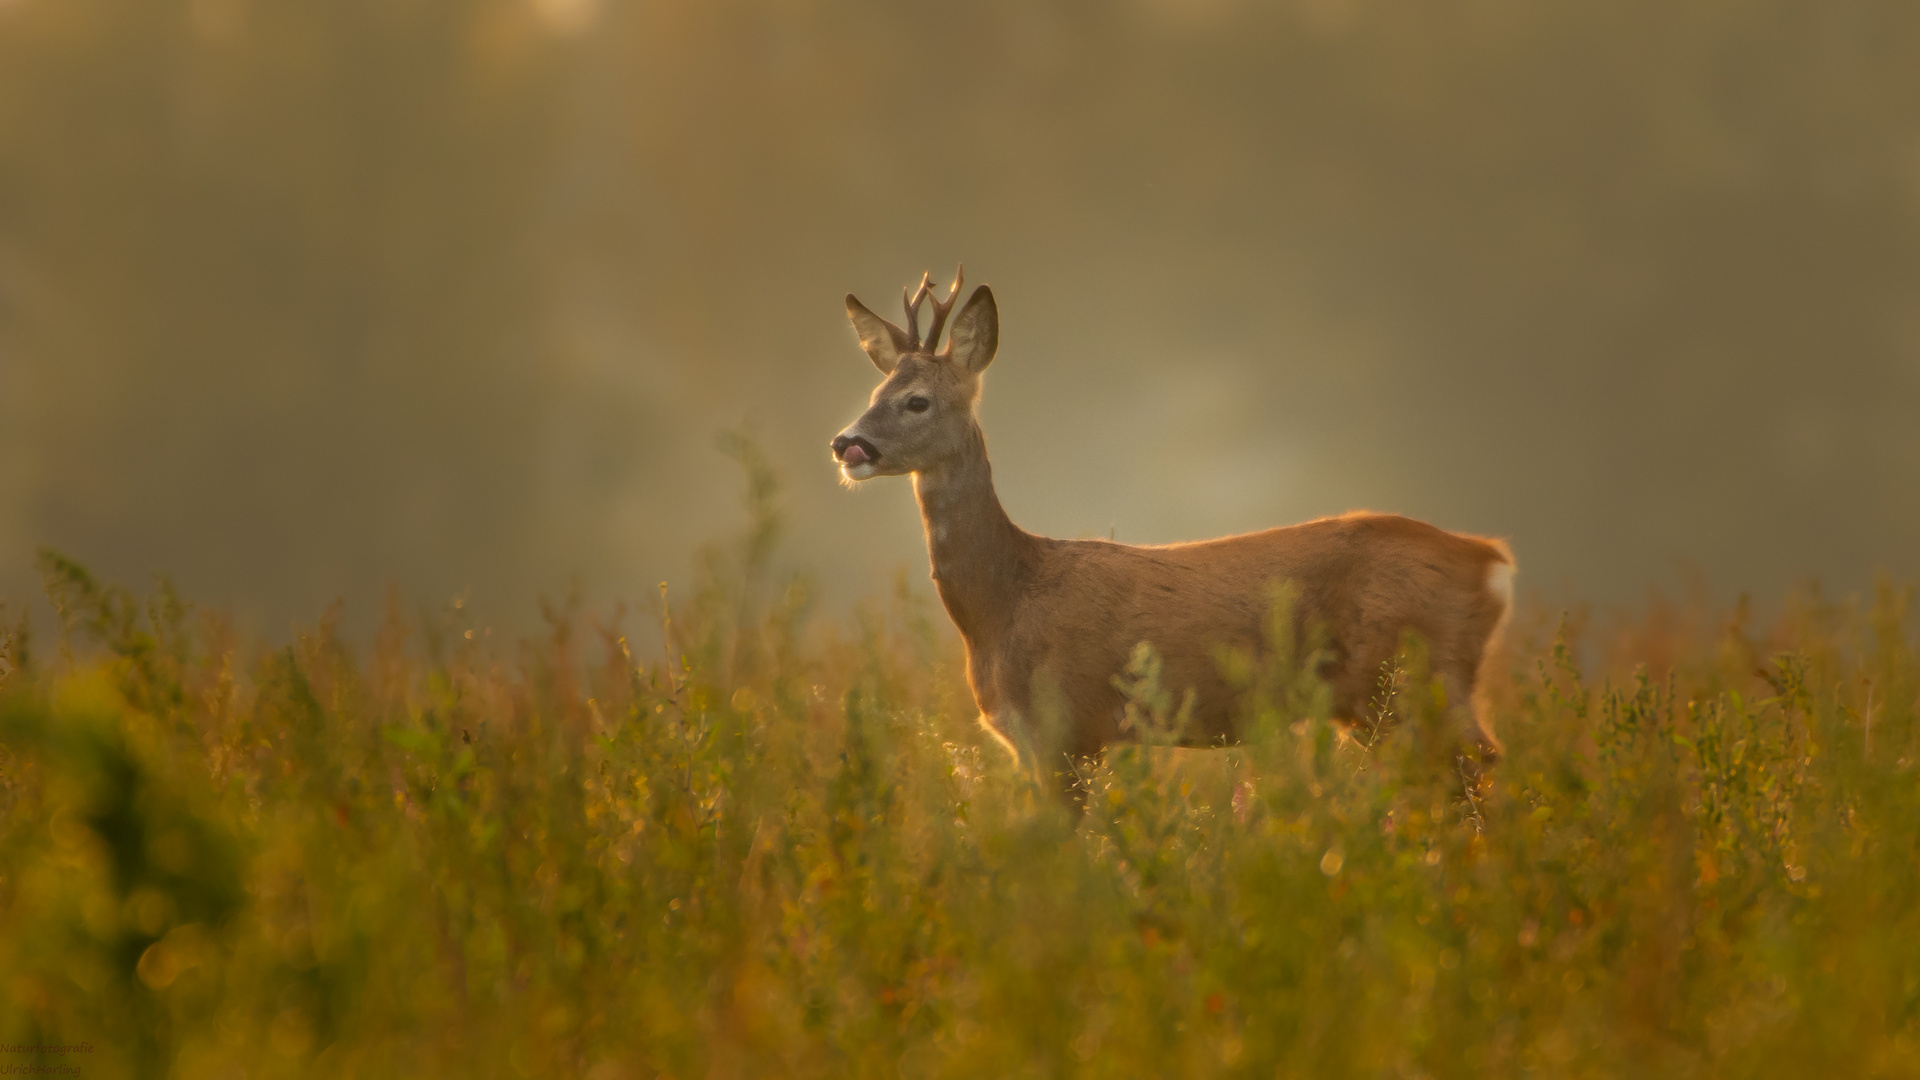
[2,478,1917,1078]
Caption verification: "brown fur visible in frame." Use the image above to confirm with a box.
[834,277,1514,786]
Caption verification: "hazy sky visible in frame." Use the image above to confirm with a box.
[3,0,1917,639]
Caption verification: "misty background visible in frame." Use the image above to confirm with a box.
[3,0,1917,640]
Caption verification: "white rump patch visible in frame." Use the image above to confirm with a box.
[1486,561,1515,610]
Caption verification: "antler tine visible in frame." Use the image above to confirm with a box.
[926,264,965,355]
[903,272,934,349]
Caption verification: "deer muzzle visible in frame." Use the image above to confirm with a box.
[831,434,877,467]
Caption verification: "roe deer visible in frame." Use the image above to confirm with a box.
[830,267,1514,797]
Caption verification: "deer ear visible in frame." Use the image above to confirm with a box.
[846,294,912,374]
[945,285,998,374]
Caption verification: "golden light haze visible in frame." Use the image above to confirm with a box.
[2,0,1917,633]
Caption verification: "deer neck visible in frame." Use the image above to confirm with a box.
[912,425,1036,645]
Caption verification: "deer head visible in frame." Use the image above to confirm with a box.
[832,266,999,481]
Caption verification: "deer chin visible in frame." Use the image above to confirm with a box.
[841,460,880,481]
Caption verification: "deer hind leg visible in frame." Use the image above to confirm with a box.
[1440,559,1516,799]
[1467,558,1516,762]
[1439,666,1499,762]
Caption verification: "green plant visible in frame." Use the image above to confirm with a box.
[2,531,1916,1078]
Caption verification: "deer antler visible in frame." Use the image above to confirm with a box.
[898,266,964,352]
[926,265,964,355]
[902,272,934,349]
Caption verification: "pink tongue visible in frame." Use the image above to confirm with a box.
[843,444,869,465]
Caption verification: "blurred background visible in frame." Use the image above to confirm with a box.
[2,0,1917,639]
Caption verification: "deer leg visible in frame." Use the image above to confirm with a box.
[1051,746,1109,814]
[984,708,1089,809]
[1436,661,1489,753]
[1438,662,1501,763]
[1437,666,1500,810]
[976,712,1020,763]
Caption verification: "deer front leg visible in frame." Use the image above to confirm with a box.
[1057,746,1108,815]
[975,712,1021,763]
[984,706,1105,813]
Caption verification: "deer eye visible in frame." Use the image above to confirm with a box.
[905,395,931,413]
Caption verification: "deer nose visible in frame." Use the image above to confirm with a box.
[831,434,873,466]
